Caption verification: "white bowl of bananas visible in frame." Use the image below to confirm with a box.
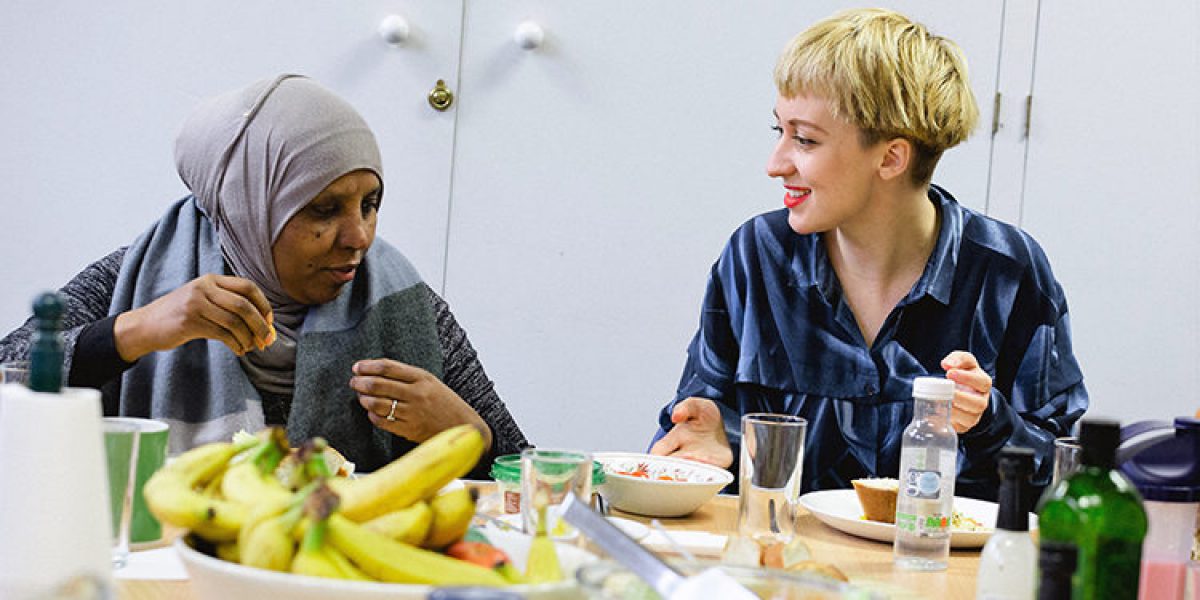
[149,425,597,600]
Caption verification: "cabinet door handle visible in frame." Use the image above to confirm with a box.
[428,79,454,111]
[379,15,410,46]
[514,21,544,50]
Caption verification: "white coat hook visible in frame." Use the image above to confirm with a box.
[514,21,544,50]
[378,15,410,46]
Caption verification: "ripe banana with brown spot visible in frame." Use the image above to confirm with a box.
[143,439,255,542]
[423,486,476,549]
[329,424,484,522]
[240,500,304,572]
[221,427,291,506]
[326,513,508,586]
[363,501,433,545]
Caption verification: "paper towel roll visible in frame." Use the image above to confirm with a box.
[0,383,113,598]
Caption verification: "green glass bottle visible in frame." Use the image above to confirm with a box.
[28,292,65,393]
[1036,419,1148,599]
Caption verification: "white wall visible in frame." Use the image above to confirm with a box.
[2,1,1196,455]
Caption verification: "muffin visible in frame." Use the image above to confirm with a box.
[851,478,899,524]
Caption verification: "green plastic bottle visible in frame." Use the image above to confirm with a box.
[28,292,66,393]
[1036,419,1148,599]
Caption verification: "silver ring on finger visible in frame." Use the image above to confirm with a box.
[386,399,399,422]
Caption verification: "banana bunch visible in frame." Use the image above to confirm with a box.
[144,424,532,586]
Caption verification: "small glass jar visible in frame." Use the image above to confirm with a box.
[491,453,605,514]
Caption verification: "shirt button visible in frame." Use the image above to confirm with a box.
[865,385,876,395]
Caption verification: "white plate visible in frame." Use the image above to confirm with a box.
[799,489,1036,549]
[485,513,650,542]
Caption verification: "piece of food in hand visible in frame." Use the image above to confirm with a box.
[851,477,899,524]
[785,560,849,583]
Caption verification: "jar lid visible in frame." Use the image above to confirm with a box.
[912,376,955,401]
[490,453,606,485]
[1120,417,1200,502]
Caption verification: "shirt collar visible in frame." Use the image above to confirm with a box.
[801,184,963,306]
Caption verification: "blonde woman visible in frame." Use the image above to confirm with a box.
[650,9,1086,502]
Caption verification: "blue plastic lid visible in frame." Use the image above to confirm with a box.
[1119,417,1200,502]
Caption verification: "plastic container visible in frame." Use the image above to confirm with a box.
[1119,417,1200,600]
[491,454,605,514]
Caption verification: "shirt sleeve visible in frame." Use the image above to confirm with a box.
[0,248,130,385]
[956,308,1088,502]
[427,285,530,479]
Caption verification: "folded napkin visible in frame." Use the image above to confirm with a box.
[641,530,728,558]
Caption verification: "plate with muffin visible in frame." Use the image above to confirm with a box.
[798,478,1036,549]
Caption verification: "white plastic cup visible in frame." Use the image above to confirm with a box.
[1137,500,1199,600]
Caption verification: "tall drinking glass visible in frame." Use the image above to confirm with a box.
[738,414,807,550]
[520,448,592,541]
[0,361,29,385]
[1052,436,1081,489]
[104,419,141,569]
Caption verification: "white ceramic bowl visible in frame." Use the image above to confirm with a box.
[594,452,733,518]
[177,528,596,600]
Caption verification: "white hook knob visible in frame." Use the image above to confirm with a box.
[379,15,410,46]
[514,21,544,50]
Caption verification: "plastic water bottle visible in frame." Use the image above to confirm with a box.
[894,376,958,571]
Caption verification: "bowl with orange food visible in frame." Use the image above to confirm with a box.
[593,452,733,518]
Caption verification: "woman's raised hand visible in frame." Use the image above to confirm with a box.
[350,358,494,451]
[113,274,275,362]
[649,396,734,468]
[941,350,993,433]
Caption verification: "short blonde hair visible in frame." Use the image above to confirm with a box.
[774,8,979,184]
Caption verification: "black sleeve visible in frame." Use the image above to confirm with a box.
[0,248,129,385]
[425,284,532,479]
[69,315,136,389]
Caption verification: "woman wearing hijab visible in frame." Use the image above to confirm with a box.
[0,75,528,475]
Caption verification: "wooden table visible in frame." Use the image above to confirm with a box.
[118,487,982,599]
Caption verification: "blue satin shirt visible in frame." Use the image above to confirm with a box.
[653,185,1088,501]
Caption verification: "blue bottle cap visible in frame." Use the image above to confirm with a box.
[1119,417,1200,502]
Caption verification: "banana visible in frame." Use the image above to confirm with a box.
[424,487,476,549]
[221,427,291,506]
[240,500,303,572]
[363,501,433,545]
[143,439,256,542]
[322,545,372,581]
[330,424,484,522]
[290,482,373,581]
[215,541,241,563]
[290,542,344,579]
[326,513,508,586]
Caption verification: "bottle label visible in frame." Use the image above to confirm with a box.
[895,511,950,535]
[903,467,943,500]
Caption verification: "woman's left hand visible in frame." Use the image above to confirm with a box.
[350,358,493,451]
[940,351,992,433]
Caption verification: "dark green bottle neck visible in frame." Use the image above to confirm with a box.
[1081,444,1117,471]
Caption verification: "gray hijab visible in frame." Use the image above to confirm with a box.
[173,74,383,395]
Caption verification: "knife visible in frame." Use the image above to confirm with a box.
[559,492,757,600]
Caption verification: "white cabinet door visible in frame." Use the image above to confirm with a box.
[1020,2,1200,423]
[0,1,463,331]
[446,2,1004,451]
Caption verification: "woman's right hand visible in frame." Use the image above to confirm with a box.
[112,274,275,362]
[649,396,734,468]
